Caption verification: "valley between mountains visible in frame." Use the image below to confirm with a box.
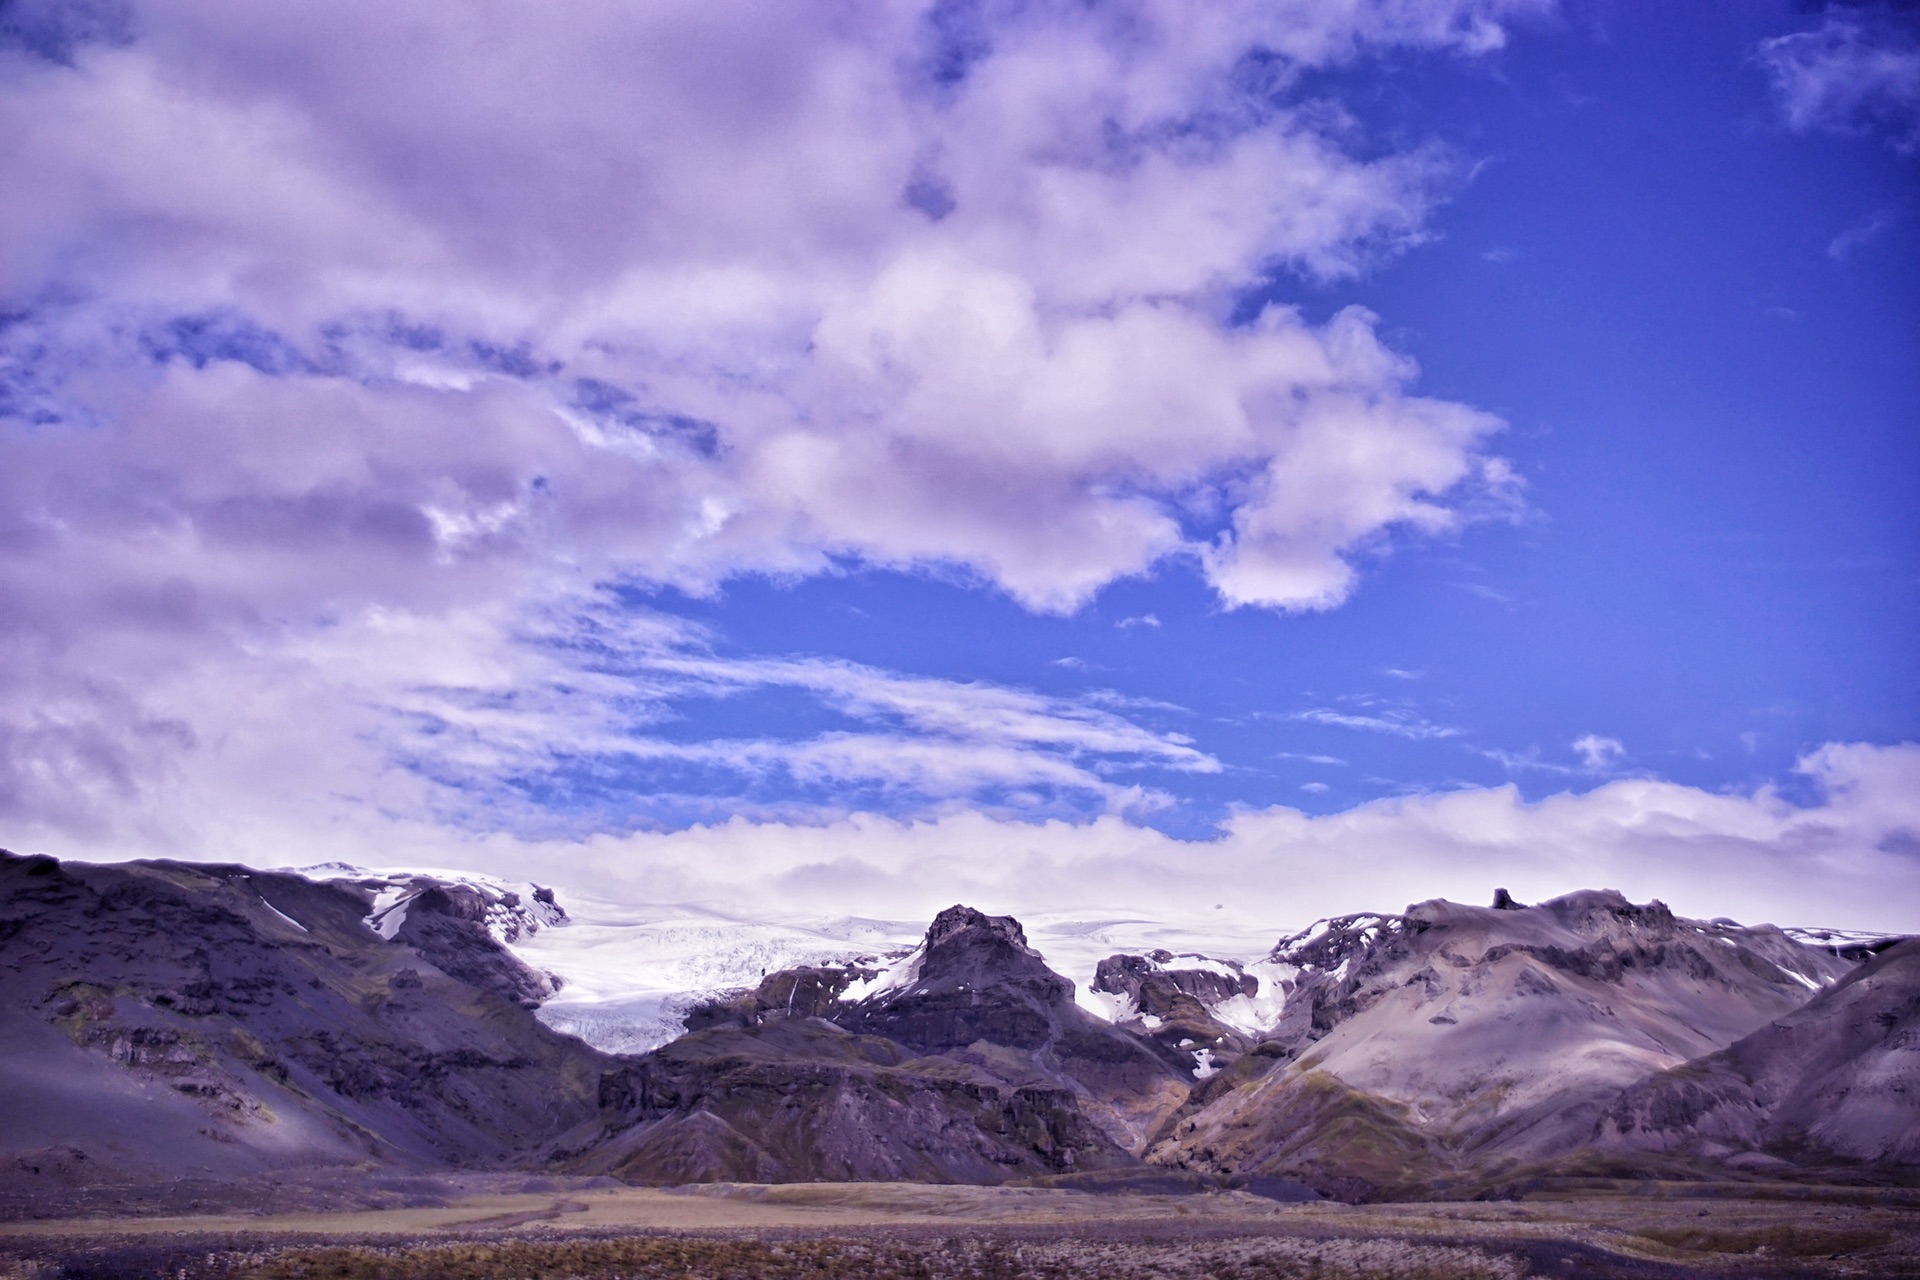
[2,848,1915,1215]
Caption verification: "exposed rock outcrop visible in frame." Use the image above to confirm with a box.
[569,1018,1131,1183]
[1091,950,1261,1072]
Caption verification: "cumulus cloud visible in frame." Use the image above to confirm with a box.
[0,0,1547,854]
[514,741,1920,935]
[1755,11,1920,150]
[206,740,1920,939]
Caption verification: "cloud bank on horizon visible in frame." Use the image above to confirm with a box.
[1,0,1914,930]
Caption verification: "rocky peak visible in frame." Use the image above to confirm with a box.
[837,905,1074,1052]
[918,905,1054,986]
[926,904,1031,953]
[389,894,559,1010]
[291,864,568,945]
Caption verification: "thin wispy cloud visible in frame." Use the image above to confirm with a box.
[1289,708,1460,740]
[1828,211,1894,260]
[328,593,1219,834]
[1277,751,1349,766]
[1478,746,1577,777]
[1755,13,1920,150]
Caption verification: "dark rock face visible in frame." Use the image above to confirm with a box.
[571,904,1197,1184]
[389,886,557,1009]
[570,1019,1131,1184]
[1094,952,1257,1013]
[840,906,1072,1052]
[1090,951,1259,1067]
[683,964,875,1031]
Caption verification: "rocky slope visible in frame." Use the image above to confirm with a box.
[1594,937,1920,1171]
[0,850,608,1198]
[1129,890,1878,1197]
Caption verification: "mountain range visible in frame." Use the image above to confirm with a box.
[1,848,1913,1208]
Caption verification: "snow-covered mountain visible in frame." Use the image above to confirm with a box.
[278,863,1901,1070]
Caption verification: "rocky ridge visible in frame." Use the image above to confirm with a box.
[2,852,1914,1207]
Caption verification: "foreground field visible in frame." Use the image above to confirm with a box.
[3,1181,1917,1279]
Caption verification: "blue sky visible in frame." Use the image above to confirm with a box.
[1,0,1915,928]
[634,2,1918,829]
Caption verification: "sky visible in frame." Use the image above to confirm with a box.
[2,0,1916,933]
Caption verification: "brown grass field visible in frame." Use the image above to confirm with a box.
[3,1180,1917,1279]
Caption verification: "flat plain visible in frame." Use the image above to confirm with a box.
[4,1179,1917,1280]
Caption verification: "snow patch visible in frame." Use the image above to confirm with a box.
[1780,965,1822,991]
[258,898,309,934]
[368,886,411,940]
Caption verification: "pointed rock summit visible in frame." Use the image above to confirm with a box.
[841,905,1074,1051]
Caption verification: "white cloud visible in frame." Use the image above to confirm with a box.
[0,0,1534,626]
[1571,733,1626,771]
[0,0,1549,853]
[1755,14,1920,150]
[0,585,1217,851]
[1291,707,1460,739]
[1828,210,1894,260]
[91,739,1911,937]
[1479,746,1576,776]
